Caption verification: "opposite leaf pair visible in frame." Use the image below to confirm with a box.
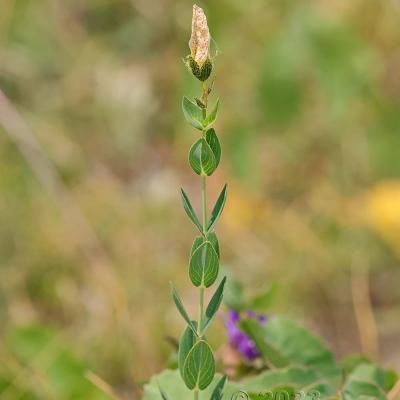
[181,184,227,236]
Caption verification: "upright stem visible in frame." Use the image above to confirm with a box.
[195,85,209,400]
[201,175,207,236]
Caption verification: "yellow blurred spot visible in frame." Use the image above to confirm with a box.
[365,181,400,256]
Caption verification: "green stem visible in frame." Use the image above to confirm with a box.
[195,83,209,400]
[201,175,207,237]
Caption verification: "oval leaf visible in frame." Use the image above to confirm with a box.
[189,138,217,176]
[183,340,215,390]
[208,231,220,257]
[189,240,219,288]
[179,323,197,380]
[207,184,227,233]
[181,188,203,234]
[205,128,221,168]
[203,99,220,129]
[182,96,204,130]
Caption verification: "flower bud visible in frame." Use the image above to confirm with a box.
[189,5,210,67]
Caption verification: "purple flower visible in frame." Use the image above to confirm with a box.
[225,310,266,361]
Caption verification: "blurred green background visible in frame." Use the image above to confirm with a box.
[1,0,400,398]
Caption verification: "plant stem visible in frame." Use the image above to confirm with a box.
[195,82,208,400]
[201,175,207,236]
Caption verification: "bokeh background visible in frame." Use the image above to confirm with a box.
[1,0,400,398]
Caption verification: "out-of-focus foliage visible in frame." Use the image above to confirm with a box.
[0,0,399,398]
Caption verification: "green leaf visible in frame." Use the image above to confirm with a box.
[171,285,198,336]
[143,369,240,400]
[178,324,197,379]
[203,99,220,129]
[182,96,204,130]
[189,240,219,287]
[208,232,220,257]
[158,385,169,400]
[182,340,215,390]
[242,367,319,392]
[180,189,203,234]
[205,128,221,168]
[241,316,340,383]
[201,277,226,335]
[240,319,290,368]
[207,184,227,233]
[210,375,227,400]
[189,138,217,176]
[263,317,340,380]
[343,380,386,399]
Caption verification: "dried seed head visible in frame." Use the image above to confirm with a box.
[189,4,210,67]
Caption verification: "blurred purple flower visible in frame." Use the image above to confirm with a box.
[225,310,266,361]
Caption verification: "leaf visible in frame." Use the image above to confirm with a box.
[189,240,219,287]
[263,317,340,381]
[180,189,203,234]
[241,367,320,392]
[201,277,226,335]
[210,375,227,400]
[203,99,220,129]
[157,385,169,400]
[207,184,228,233]
[171,285,198,336]
[343,380,386,399]
[205,128,221,168]
[241,316,340,383]
[178,324,197,379]
[208,231,220,257]
[189,138,217,176]
[182,340,215,390]
[182,96,204,130]
[143,369,240,400]
[240,319,290,368]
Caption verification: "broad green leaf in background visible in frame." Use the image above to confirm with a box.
[189,240,219,287]
[205,129,221,168]
[240,319,290,368]
[182,340,215,390]
[157,385,169,400]
[263,316,340,381]
[171,285,198,335]
[201,277,226,335]
[182,96,204,130]
[178,323,197,379]
[143,370,240,400]
[180,188,203,234]
[189,138,217,176]
[203,99,220,130]
[207,184,227,233]
[342,380,386,399]
[210,375,227,400]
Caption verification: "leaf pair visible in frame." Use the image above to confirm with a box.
[180,185,227,236]
[189,129,221,176]
[182,96,220,131]
[189,233,219,287]
[176,278,226,391]
[172,277,226,338]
